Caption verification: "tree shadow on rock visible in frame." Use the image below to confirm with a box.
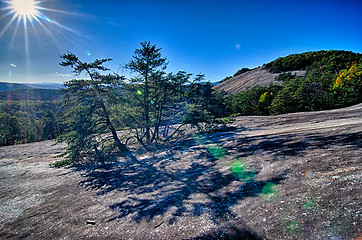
[189,227,264,240]
[74,132,291,239]
[305,132,362,149]
[100,150,288,225]
[77,155,174,196]
[232,134,308,158]
[231,132,361,160]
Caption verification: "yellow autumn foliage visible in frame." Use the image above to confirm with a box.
[259,92,269,103]
[333,62,362,88]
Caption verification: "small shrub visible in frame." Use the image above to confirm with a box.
[50,159,72,168]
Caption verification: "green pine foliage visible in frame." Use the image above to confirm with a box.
[58,53,128,164]
[53,42,225,164]
[233,67,251,76]
[186,76,226,118]
[123,42,225,145]
[124,41,172,144]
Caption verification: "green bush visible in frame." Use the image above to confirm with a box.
[233,67,251,76]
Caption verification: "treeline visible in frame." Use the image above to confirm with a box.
[0,101,63,146]
[0,89,63,101]
[264,50,362,73]
[220,67,251,83]
[227,50,362,116]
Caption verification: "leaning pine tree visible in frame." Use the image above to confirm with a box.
[58,53,128,164]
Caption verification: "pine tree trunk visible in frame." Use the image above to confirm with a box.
[144,72,151,143]
[99,100,128,153]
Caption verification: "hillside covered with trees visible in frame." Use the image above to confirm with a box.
[225,50,362,116]
[0,100,63,146]
[0,87,64,146]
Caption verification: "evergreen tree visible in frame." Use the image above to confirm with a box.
[125,41,169,144]
[0,112,21,146]
[59,53,128,163]
[40,109,57,140]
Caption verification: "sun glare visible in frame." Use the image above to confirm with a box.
[1,0,78,42]
[7,0,41,23]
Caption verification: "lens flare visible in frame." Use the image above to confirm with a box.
[288,220,298,233]
[302,199,315,209]
[261,182,276,198]
[1,0,79,43]
[6,0,41,24]
[231,160,256,182]
[207,144,226,159]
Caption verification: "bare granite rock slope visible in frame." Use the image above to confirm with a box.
[213,67,305,94]
[0,104,361,240]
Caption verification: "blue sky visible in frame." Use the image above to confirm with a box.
[0,0,361,83]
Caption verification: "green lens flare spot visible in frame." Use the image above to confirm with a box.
[261,182,276,197]
[207,144,226,159]
[137,90,142,95]
[231,161,256,182]
[232,161,244,173]
[288,220,298,233]
[302,200,315,209]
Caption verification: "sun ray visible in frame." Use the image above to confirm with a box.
[9,16,22,49]
[1,0,87,83]
[2,0,82,41]
[6,0,41,23]
[39,7,82,16]
[33,18,65,49]
[0,14,17,38]
[0,8,14,20]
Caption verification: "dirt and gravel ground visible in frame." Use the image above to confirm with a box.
[0,104,361,240]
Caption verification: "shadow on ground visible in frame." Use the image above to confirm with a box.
[73,128,290,239]
[74,130,360,239]
[230,132,362,159]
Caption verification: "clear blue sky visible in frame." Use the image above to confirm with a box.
[1,0,361,83]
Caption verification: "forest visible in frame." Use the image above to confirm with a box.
[227,50,362,116]
[1,46,361,167]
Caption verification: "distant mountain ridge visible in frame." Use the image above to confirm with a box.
[0,82,32,91]
[25,83,63,90]
[0,82,63,91]
[0,82,64,101]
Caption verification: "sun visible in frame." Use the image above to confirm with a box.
[1,0,78,42]
[6,0,41,24]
